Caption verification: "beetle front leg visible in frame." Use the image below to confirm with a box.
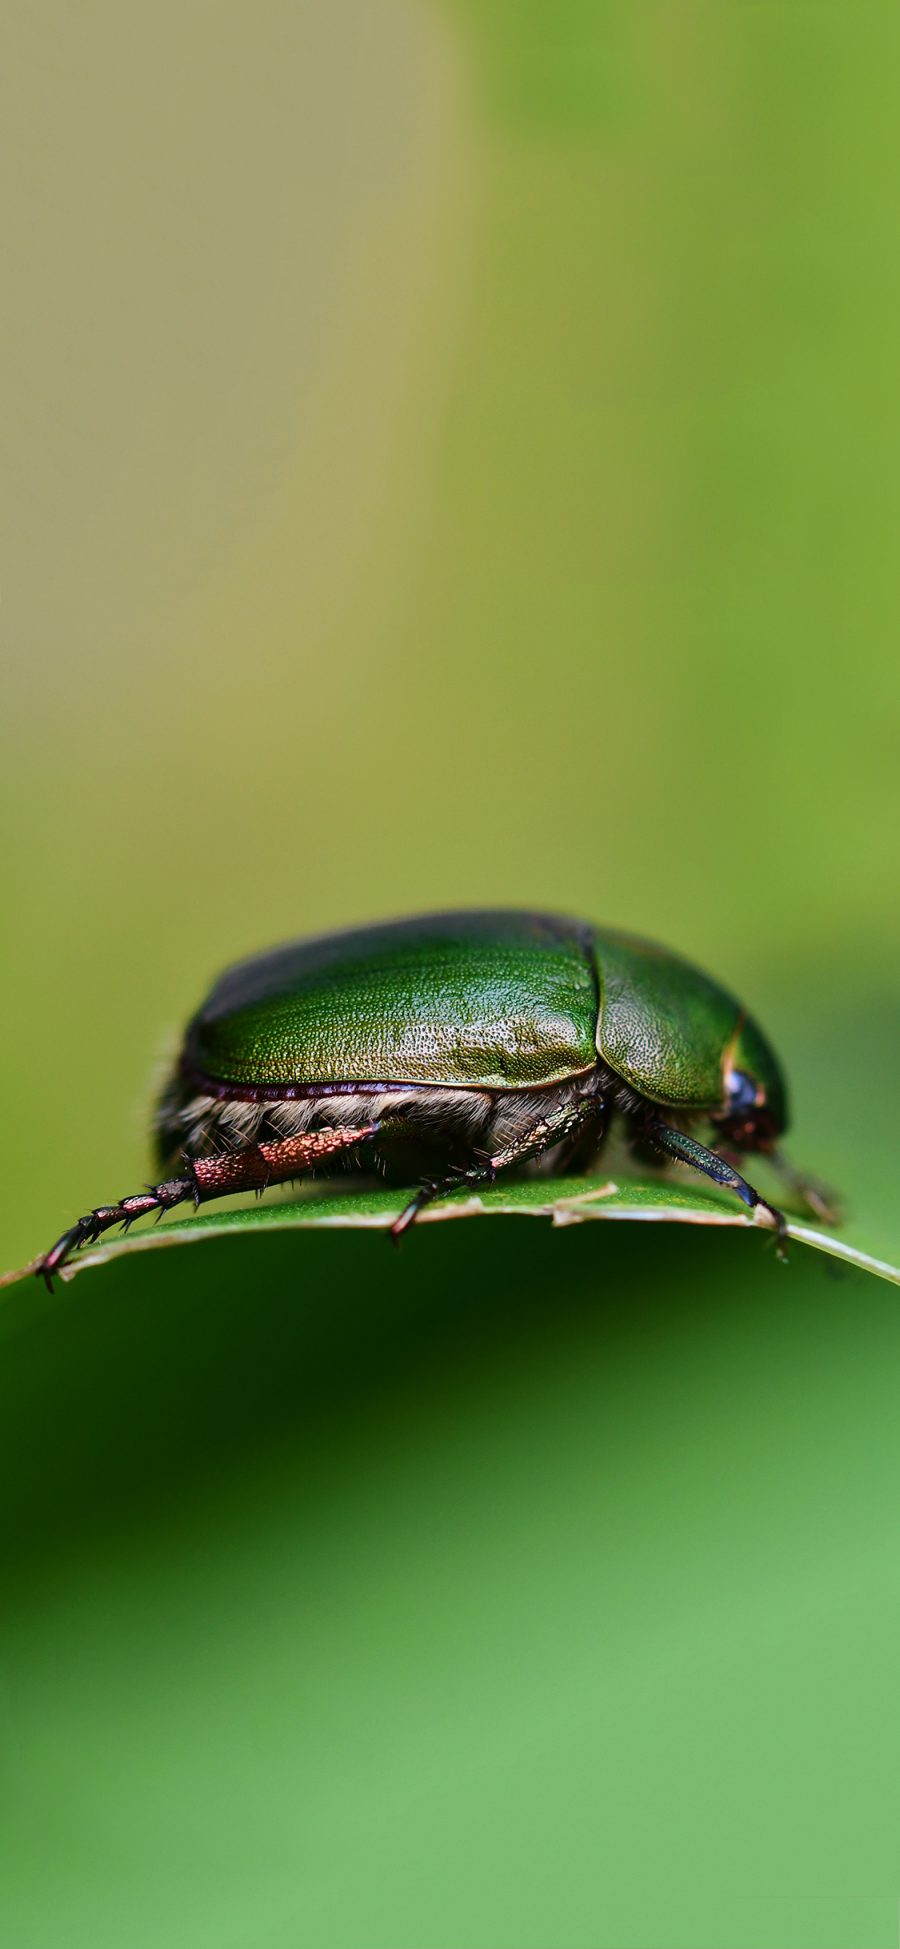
[38,1122,380,1288]
[646,1121,788,1252]
[706,1139,840,1229]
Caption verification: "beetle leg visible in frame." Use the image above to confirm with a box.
[39,1179,198,1290]
[706,1140,840,1229]
[390,1096,600,1242]
[646,1121,788,1253]
[767,1148,842,1226]
[38,1122,379,1288]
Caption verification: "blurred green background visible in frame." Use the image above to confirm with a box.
[2,2,899,1944]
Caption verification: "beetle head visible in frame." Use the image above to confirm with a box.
[712,1011,788,1150]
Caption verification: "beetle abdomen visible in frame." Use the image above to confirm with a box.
[156,1073,598,1186]
[187,911,598,1092]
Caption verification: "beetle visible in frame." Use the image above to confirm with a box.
[39,910,837,1286]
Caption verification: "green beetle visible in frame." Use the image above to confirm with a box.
[39,911,836,1284]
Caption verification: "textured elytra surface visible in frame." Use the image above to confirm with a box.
[185,911,788,1123]
[190,911,599,1090]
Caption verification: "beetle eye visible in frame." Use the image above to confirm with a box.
[727,1068,760,1115]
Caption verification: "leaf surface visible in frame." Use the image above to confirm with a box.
[4,1172,898,1289]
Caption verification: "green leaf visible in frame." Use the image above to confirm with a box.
[4,1171,898,1290]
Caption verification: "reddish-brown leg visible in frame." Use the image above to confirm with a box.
[38,1123,380,1289]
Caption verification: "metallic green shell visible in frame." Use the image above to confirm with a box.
[591,928,784,1116]
[188,910,787,1124]
[189,911,599,1091]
